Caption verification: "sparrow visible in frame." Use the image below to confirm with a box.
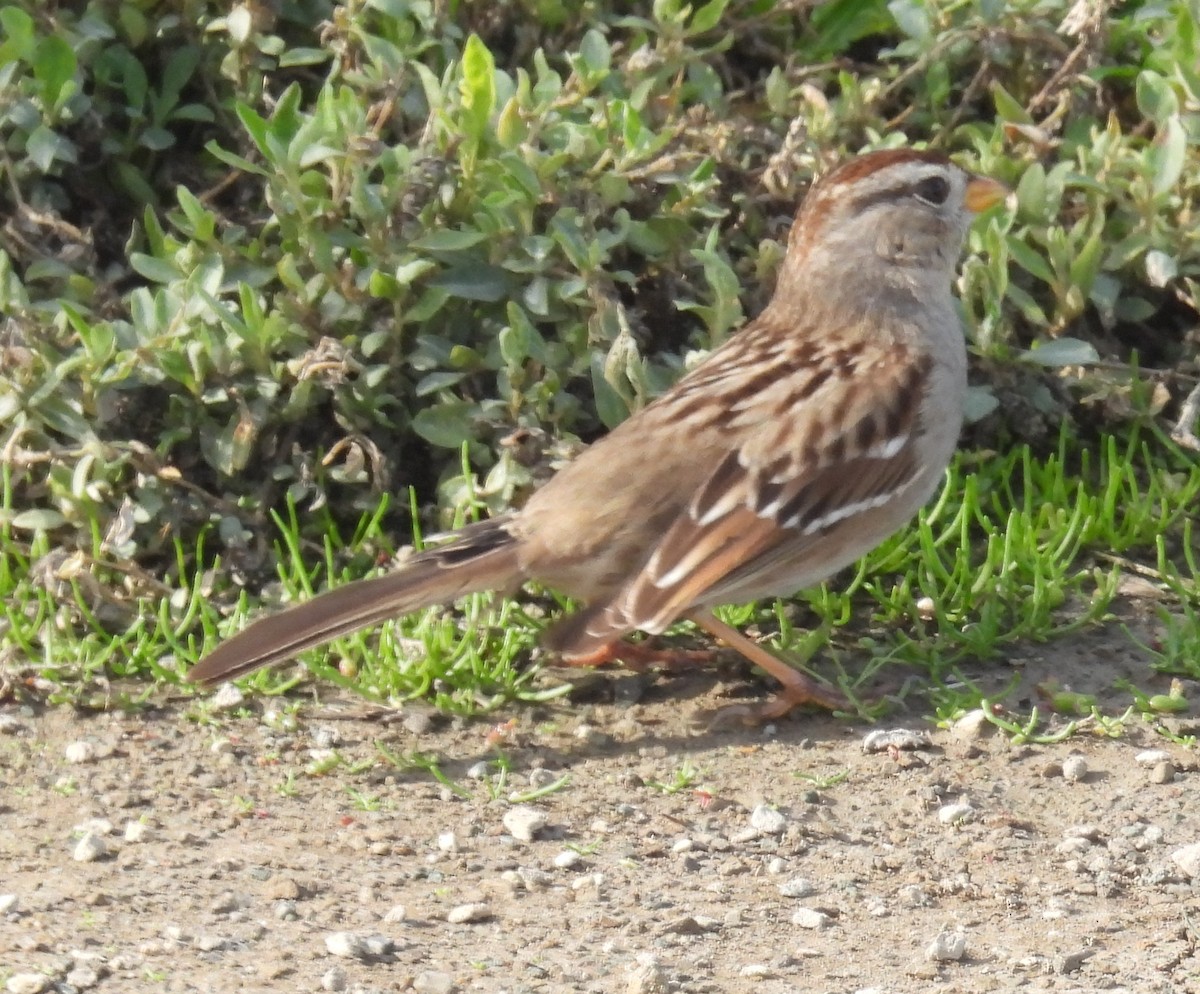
[186,148,1007,719]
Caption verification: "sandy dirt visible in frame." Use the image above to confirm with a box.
[1,625,1198,994]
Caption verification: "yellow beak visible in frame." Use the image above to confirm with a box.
[964,176,1009,214]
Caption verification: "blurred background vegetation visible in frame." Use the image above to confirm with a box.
[2,0,1199,710]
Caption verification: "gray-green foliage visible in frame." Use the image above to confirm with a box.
[1,0,1199,699]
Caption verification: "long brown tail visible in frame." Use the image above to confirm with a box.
[185,516,524,685]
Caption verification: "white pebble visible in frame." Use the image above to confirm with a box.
[950,708,992,740]
[124,821,149,843]
[466,761,490,779]
[862,728,926,753]
[0,713,25,735]
[937,802,975,825]
[211,682,244,709]
[926,930,967,961]
[321,966,348,991]
[446,902,491,924]
[1171,842,1200,879]
[554,849,582,869]
[915,595,936,620]
[502,805,547,842]
[324,931,367,959]
[412,970,456,994]
[749,804,787,834]
[778,876,815,898]
[64,966,99,990]
[209,737,234,754]
[791,907,829,929]
[436,831,457,852]
[72,833,107,862]
[739,963,773,977]
[0,894,17,915]
[64,740,96,763]
[384,904,407,923]
[1135,749,1172,766]
[1061,755,1088,781]
[6,974,50,994]
[626,955,668,994]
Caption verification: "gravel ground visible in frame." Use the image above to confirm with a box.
[2,631,1199,994]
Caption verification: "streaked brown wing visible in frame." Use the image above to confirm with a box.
[546,344,932,658]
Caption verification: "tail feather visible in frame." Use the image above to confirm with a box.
[186,517,523,685]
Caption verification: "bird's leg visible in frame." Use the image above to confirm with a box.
[556,640,717,672]
[687,609,846,720]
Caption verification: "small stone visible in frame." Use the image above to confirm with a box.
[1061,756,1088,782]
[0,894,19,914]
[1135,749,1172,766]
[1150,760,1176,784]
[1053,949,1093,973]
[739,963,773,977]
[324,931,368,959]
[914,595,936,620]
[412,970,456,994]
[321,966,348,991]
[950,709,992,741]
[211,682,244,709]
[436,831,458,852]
[527,768,559,790]
[502,805,547,842]
[749,804,787,834]
[466,761,490,779]
[362,934,394,957]
[123,821,149,843]
[64,967,99,990]
[862,728,926,753]
[384,904,407,923]
[778,876,815,898]
[311,725,342,748]
[73,832,108,862]
[791,907,830,929]
[516,866,552,889]
[897,884,929,908]
[0,713,24,735]
[446,902,491,924]
[1171,842,1200,879]
[6,974,50,994]
[274,900,298,920]
[553,849,582,869]
[937,802,975,825]
[926,930,967,961]
[64,740,97,763]
[626,955,668,994]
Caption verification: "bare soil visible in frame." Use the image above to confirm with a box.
[2,626,1199,994]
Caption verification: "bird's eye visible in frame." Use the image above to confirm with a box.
[913,175,951,205]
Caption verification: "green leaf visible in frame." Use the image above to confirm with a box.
[808,0,891,61]
[411,229,489,252]
[428,264,511,301]
[690,0,729,33]
[460,34,496,143]
[24,124,73,171]
[1005,237,1055,285]
[1150,116,1186,195]
[33,35,75,107]
[129,253,180,283]
[1019,338,1100,368]
[412,402,477,448]
[0,7,35,64]
[11,508,67,531]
